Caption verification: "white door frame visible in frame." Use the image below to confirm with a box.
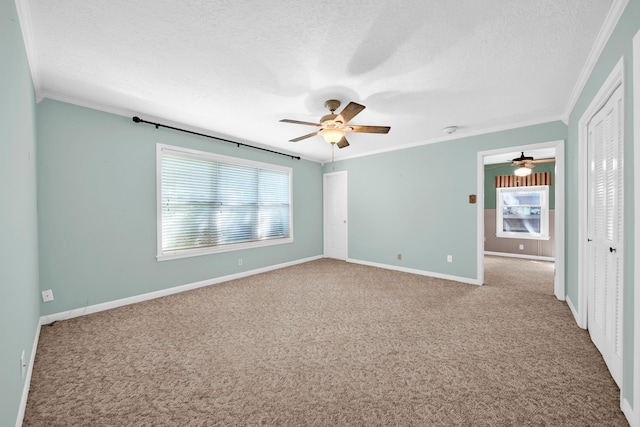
[476,139,565,300]
[629,29,639,426]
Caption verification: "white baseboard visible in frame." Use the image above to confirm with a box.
[484,251,555,262]
[622,395,638,427]
[15,321,41,427]
[565,295,585,330]
[40,255,322,325]
[347,258,481,286]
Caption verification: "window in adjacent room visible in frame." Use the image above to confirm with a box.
[496,185,549,240]
[157,144,293,260]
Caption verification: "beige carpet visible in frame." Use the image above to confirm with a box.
[24,257,627,426]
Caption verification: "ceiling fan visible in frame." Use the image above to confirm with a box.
[511,152,555,176]
[280,99,390,149]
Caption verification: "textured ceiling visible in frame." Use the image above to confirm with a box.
[20,0,614,163]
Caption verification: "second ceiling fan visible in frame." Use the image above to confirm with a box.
[511,152,555,176]
[280,99,390,149]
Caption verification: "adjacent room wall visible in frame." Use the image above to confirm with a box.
[36,99,324,317]
[321,121,567,281]
[0,0,41,425]
[566,0,639,410]
[484,162,556,258]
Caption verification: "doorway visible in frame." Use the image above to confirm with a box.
[477,140,565,300]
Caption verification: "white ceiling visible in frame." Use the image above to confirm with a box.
[19,0,615,163]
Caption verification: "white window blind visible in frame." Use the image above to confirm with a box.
[157,145,292,260]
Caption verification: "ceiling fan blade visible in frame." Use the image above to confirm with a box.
[280,119,321,127]
[289,131,319,142]
[337,102,365,123]
[349,125,391,134]
[337,136,350,149]
[532,158,556,163]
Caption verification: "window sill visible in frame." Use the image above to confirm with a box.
[157,237,294,261]
[495,233,550,241]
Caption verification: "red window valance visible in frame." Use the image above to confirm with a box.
[495,172,551,188]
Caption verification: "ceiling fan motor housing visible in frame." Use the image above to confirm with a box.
[513,152,534,162]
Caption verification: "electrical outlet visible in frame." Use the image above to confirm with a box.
[519,244,524,250]
[397,253,402,261]
[447,255,453,263]
[20,350,26,380]
[41,289,54,302]
[238,258,243,266]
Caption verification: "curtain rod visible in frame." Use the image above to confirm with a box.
[132,117,301,160]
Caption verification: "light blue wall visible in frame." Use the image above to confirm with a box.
[322,121,567,280]
[0,0,41,425]
[37,100,323,316]
[566,0,639,405]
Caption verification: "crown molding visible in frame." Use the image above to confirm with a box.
[14,0,43,101]
[38,88,138,117]
[561,0,629,123]
[38,89,315,162]
[38,88,564,166]
[328,114,565,164]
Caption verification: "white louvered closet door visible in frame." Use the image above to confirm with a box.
[586,84,624,388]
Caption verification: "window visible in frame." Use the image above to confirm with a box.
[496,185,549,240]
[157,144,293,260]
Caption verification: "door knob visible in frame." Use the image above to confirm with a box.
[610,247,616,253]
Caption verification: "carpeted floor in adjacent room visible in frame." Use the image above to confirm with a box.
[23,256,628,426]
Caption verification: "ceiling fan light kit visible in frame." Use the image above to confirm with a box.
[514,166,533,177]
[280,99,390,151]
[321,128,345,144]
